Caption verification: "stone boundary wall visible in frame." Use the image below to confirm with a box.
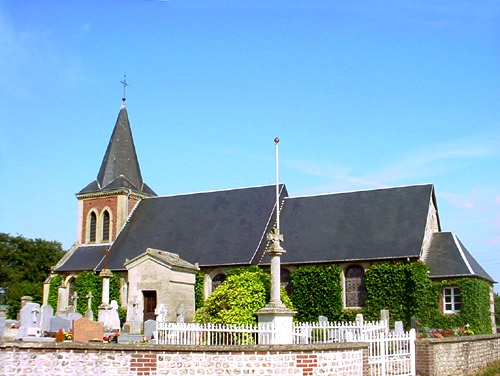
[0,342,369,376]
[416,334,500,376]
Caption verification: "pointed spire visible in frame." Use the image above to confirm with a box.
[96,106,143,191]
[78,96,156,196]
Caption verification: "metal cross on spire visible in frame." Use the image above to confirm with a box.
[120,75,128,103]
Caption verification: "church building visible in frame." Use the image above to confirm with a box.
[51,98,495,332]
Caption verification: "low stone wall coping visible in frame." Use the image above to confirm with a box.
[1,340,369,352]
[417,333,500,345]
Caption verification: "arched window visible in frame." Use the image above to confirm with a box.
[212,273,226,292]
[89,212,97,243]
[102,210,110,242]
[345,266,366,308]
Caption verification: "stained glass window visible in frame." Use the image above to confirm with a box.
[345,266,366,308]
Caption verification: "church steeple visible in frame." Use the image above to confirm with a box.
[75,96,156,245]
[78,104,156,196]
[95,106,146,193]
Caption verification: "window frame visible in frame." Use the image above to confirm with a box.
[344,265,366,309]
[88,211,97,243]
[443,286,462,313]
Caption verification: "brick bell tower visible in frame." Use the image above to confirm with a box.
[75,95,156,246]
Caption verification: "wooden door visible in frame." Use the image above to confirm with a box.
[143,290,157,322]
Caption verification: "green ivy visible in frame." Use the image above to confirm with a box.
[74,271,102,317]
[195,272,205,309]
[364,262,434,328]
[47,271,123,320]
[422,278,492,334]
[48,275,63,309]
[290,265,343,322]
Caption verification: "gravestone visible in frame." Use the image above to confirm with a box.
[395,321,404,335]
[123,299,141,334]
[85,291,94,320]
[380,310,390,333]
[355,313,364,325]
[155,304,168,323]
[0,306,7,340]
[50,315,72,333]
[98,306,112,331]
[40,304,54,334]
[67,291,78,314]
[410,316,417,329]
[73,318,104,343]
[68,312,83,322]
[109,300,121,331]
[18,302,41,338]
[176,305,185,323]
[143,319,156,339]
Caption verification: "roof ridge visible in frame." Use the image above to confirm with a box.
[288,183,434,199]
[144,183,284,200]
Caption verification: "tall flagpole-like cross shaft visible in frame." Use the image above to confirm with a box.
[266,137,285,306]
[275,137,280,231]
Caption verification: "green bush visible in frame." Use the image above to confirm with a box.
[194,266,293,324]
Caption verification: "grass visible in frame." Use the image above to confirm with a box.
[475,361,500,376]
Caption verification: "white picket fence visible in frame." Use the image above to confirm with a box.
[155,320,416,376]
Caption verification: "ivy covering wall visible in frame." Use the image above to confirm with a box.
[288,262,492,334]
[425,278,492,334]
[194,272,205,310]
[290,265,347,322]
[48,271,123,320]
[363,262,434,328]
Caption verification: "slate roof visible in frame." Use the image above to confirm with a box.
[55,244,109,272]
[95,184,287,271]
[78,106,156,197]
[269,184,435,264]
[426,232,494,282]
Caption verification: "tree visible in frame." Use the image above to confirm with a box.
[194,266,294,325]
[0,233,65,318]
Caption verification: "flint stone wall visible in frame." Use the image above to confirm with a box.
[0,342,369,376]
[416,334,500,376]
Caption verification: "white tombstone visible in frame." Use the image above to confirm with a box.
[395,321,404,335]
[155,304,168,323]
[39,304,54,334]
[18,303,42,338]
[123,299,141,334]
[109,300,121,331]
[176,305,185,323]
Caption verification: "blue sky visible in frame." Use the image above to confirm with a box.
[1,1,499,290]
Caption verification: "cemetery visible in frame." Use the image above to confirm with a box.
[1,98,498,375]
[1,280,500,376]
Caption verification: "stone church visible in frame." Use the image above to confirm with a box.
[50,99,495,332]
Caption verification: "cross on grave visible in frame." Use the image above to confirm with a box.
[86,291,93,310]
[31,306,40,324]
[71,291,78,309]
[154,304,168,323]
